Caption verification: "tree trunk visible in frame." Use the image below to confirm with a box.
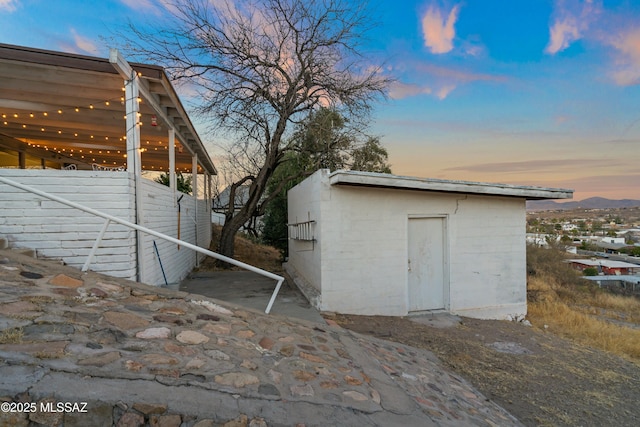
[217,212,249,267]
[217,118,285,265]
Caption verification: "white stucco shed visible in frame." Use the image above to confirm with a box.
[285,169,573,320]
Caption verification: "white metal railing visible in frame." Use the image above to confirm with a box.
[0,176,285,314]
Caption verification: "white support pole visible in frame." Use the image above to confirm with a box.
[123,73,141,175]
[169,128,176,194]
[113,49,146,284]
[192,154,198,200]
[207,171,212,245]
[192,154,199,265]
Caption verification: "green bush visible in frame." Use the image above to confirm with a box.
[583,267,599,276]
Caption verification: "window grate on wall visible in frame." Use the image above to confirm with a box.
[287,220,316,242]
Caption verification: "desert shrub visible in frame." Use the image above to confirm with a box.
[583,267,599,276]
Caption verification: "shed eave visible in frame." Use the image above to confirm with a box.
[328,170,573,200]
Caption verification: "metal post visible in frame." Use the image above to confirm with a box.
[265,278,285,314]
[82,219,111,272]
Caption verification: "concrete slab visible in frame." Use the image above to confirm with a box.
[179,271,325,323]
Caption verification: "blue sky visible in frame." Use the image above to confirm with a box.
[1,0,639,200]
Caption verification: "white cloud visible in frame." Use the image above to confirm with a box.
[544,1,640,86]
[435,85,455,100]
[0,0,18,12]
[70,29,98,54]
[545,0,601,54]
[119,0,165,16]
[119,0,154,11]
[421,3,460,54]
[546,17,581,54]
[388,81,432,99]
[608,28,640,86]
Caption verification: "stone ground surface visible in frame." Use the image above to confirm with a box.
[0,249,522,426]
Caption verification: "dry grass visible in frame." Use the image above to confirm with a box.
[0,327,23,344]
[527,245,640,362]
[198,225,283,273]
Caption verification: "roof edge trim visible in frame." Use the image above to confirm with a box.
[328,170,573,201]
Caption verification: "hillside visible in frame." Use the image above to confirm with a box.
[200,234,640,426]
[527,197,640,211]
[336,245,640,427]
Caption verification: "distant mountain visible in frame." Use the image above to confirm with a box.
[527,197,640,211]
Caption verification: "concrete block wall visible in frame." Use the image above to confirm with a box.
[448,195,526,318]
[0,169,137,279]
[287,170,326,295]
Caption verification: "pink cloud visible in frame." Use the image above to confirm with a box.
[415,63,507,84]
[0,0,18,12]
[388,62,507,100]
[546,17,582,54]
[435,85,455,100]
[608,29,640,86]
[545,0,601,54]
[421,3,460,54]
[70,29,98,55]
[388,81,432,100]
[119,0,165,16]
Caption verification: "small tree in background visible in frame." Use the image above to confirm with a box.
[154,172,192,195]
[261,108,391,255]
[583,267,599,276]
[351,138,392,173]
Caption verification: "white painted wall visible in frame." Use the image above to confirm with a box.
[0,170,212,286]
[286,170,327,304]
[287,169,527,320]
[138,179,209,286]
[0,169,137,279]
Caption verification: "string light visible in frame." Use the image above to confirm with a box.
[0,94,193,172]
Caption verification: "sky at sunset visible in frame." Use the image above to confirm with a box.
[1,0,639,201]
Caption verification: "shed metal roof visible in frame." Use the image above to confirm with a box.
[0,43,216,175]
[328,170,573,200]
[567,259,640,269]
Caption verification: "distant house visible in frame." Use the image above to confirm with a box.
[601,237,626,245]
[212,185,262,233]
[567,259,640,276]
[594,240,634,254]
[285,169,572,320]
[584,275,640,293]
[0,44,217,286]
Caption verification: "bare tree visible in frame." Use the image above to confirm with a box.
[124,0,390,259]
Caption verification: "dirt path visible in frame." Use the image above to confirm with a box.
[333,314,640,427]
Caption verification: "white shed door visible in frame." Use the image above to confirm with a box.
[408,217,446,312]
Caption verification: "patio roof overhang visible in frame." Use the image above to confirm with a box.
[0,43,216,175]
